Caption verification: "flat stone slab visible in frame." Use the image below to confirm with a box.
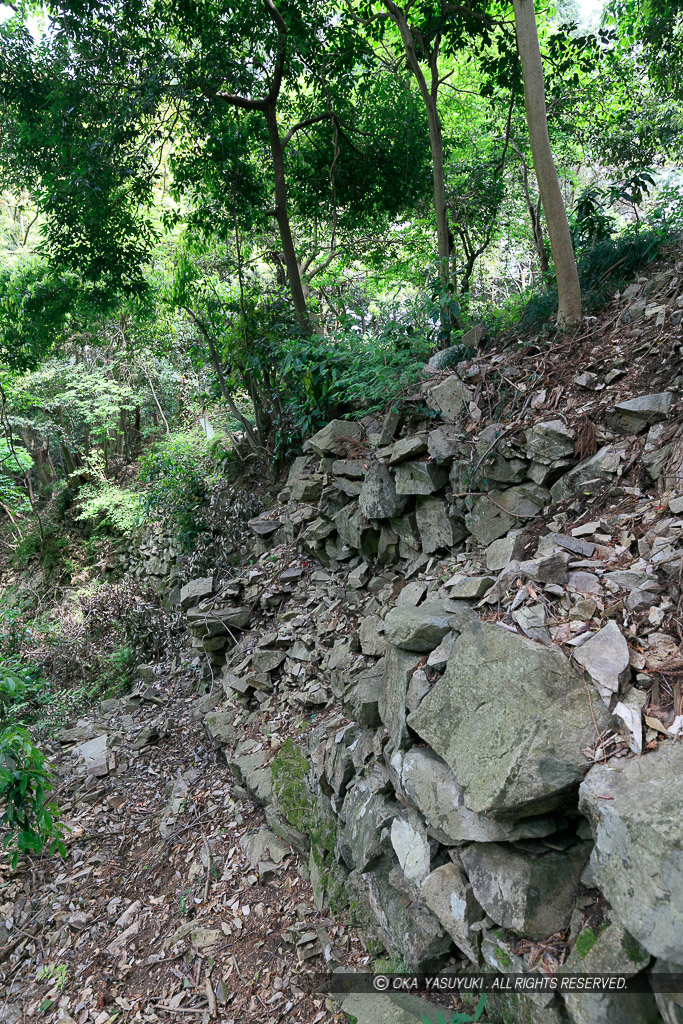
[572,620,630,704]
[359,464,406,519]
[408,619,609,818]
[461,840,589,939]
[384,602,454,652]
[309,418,362,456]
[579,742,683,963]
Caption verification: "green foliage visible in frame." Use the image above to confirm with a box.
[275,321,434,442]
[421,997,489,1024]
[13,527,72,580]
[520,228,665,329]
[575,922,609,958]
[0,436,32,512]
[0,725,65,869]
[75,453,142,534]
[139,429,215,544]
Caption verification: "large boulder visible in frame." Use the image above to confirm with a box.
[337,767,396,871]
[384,602,457,652]
[407,619,609,819]
[550,445,622,502]
[354,855,452,970]
[397,747,558,845]
[524,420,576,463]
[560,922,658,1024]
[608,392,674,434]
[394,460,448,496]
[415,497,465,553]
[460,840,590,939]
[341,991,448,1024]
[308,418,362,456]
[426,375,471,422]
[579,742,683,963]
[419,861,484,963]
[359,464,407,519]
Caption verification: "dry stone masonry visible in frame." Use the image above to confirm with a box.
[174,277,683,1023]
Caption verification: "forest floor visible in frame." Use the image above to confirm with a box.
[0,658,365,1024]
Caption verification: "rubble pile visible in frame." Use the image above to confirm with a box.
[175,271,683,1023]
[5,264,683,1024]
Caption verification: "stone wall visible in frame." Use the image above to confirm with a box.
[178,327,683,1022]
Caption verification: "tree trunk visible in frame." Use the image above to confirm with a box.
[512,0,581,326]
[264,103,312,335]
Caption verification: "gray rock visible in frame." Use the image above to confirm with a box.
[466,494,516,545]
[359,464,407,519]
[388,435,428,464]
[408,619,609,818]
[467,485,549,546]
[357,855,452,970]
[264,805,310,857]
[286,455,311,488]
[579,743,683,963]
[396,581,427,607]
[180,576,214,609]
[378,645,421,749]
[512,603,551,645]
[290,474,323,502]
[359,614,386,657]
[390,814,431,882]
[337,769,395,871]
[420,862,484,963]
[445,575,496,600]
[332,459,366,479]
[341,991,448,1024]
[416,497,465,553]
[550,446,622,502]
[651,960,683,1024]
[561,922,658,1024]
[398,747,558,846]
[427,425,461,464]
[461,840,589,939]
[308,418,362,456]
[426,375,471,422]
[347,664,383,727]
[390,511,421,551]
[240,827,290,869]
[572,621,631,704]
[497,482,550,517]
[71,734,109,777]
[525,420,576,463]
[426,632,455,671]
[228,747,272,806]
[609,392,674,434]
[384,603,453,652]
[485,533,525,570]
[394,460,448,496]
[203,710,237,747]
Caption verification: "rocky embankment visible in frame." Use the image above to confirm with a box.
[180,271,683,1023]
[5,267,683,1024]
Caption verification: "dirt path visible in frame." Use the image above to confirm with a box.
[0,663,364,1024]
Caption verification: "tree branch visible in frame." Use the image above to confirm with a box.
[282,111,332,148]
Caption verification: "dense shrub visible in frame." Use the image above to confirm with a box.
[0,725,65,869]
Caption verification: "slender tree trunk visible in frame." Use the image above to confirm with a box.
[424,96,452,298]
[512,0,581,326]
[264,103,311,335]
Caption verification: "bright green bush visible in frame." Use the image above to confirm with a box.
[139,429,216,544]
[0,725,65,869]
[275,326,433,439]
